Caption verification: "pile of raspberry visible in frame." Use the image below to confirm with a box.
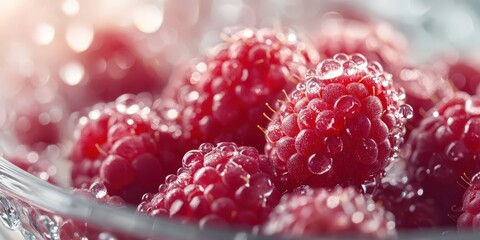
[7,15,480,240]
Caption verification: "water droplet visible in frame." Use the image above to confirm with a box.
[306,80,321,95]
[59,61,84,86]
[316,59,343,80]
[21,229,36,240]
[285,29,298,43]
[333,53,349,63]
[307,154,332,175]
[465,99,480,115]
[32,23,55,45]
[239,146,259,159]
[350,53,367,69]
[62,0,80,16]
[305,68,317,80]
[397,87,406,101]
[342,60,357,75]
[182,150,203,167]
[89,182,107,199]
[115,94,145,114]
[36,215,60,240]
[361,177,378,195]
[66,23,94,52]
[133,4,164,33]
[398,104,414,119]
[366,61,384,75]
[0,196,21,230]
[290,90,304,101]
[217,142,238,155]
[296,83,306,91]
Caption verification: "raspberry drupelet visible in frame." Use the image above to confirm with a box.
[406,94,480,226]
[457,172,480,230]
[261,186,397,239]
[137,142,282,230]
[70,94,181,204]
[265,53,409,191]
[161,27,319,151]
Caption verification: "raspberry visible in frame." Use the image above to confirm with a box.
[265,53,408,191]
[313,16,407,73]
[394,67,455,138]
[58,29,168,111]
[458,172,480,230]
[261,186,397,239]
[406,94,480,226]
[446,57,480,95]
[137,142,282,229]
[161,27,319,151]
[12,100,62,148]
[373,177,439,229]
[70,94,181,204]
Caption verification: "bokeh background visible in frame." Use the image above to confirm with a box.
[0,0,479,238]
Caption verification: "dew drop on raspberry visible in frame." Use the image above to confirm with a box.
[398,104,414,120]
[367,61,384,75]
[351,53,368,69]
[343,60,358,75]
[182,150,203,167]
[316,59,343,80]
[334,95,362,117]
[333,53,349,63]
[306,79,321,95]
[325,136,343,154]
[89,182,108,199]
[307,154,332,175]
[199,143,215,154]
[305,68,317,80]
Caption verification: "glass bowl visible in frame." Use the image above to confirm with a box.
[0,156,478,240]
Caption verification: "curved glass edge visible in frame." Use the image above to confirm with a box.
[0,156,480,239]
[0,156,244,240]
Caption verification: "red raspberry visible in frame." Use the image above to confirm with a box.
[261,186,397,239]
[458,172,480,230]
[442,56,480,95]
[373,177,439,229]
[265,53,408,191]
[11,98,64,149]
[406,94,480,226]
[137,142,282,229]
[162,27,319,151]
[313,16,408,73]
[70,94,181,204]
[394,67,455,138]
[58,29,168,111]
